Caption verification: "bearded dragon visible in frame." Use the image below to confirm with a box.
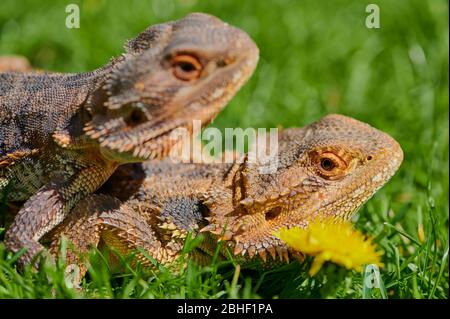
[48,114,403,277]
[0,13,259,265]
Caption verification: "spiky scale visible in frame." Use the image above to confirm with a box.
[258,249,267,262]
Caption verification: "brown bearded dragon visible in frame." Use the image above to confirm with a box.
[48,114,403,277]
[0,13,259,266]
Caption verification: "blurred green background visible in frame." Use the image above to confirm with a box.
[0,0,448,298]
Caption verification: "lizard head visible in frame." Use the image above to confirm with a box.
[84,13,259,162]
[202,114,403,262]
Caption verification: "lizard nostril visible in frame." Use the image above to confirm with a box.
[265,207,281,221]
[367,155,373,161]
[217,60,227,67]
[217,58,234,68]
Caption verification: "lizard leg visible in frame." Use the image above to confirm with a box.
[48,194,122,279]
[5,163,116,267]
[49,195,182,280]
[98,202,182,268]
[5,183,65,267]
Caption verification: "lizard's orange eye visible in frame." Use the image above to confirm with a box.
[315,152,348,180]
[172,54,202,81]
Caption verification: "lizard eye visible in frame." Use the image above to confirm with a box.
[320,158,335,171]
[172,54,202,81]
[315,152,348,180]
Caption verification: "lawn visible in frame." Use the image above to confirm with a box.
[0,0,448,298]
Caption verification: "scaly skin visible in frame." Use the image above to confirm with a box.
[49,114,403,277]
[0,13,259,266]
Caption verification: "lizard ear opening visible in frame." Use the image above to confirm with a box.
[125,106,149,127]
[265,207,282,221]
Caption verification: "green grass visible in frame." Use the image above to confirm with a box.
[0,0,448,298]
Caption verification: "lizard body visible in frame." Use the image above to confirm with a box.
[49,114,403,276]
[0,13,259,265]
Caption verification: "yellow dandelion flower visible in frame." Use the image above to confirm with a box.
[275,219,383,276]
